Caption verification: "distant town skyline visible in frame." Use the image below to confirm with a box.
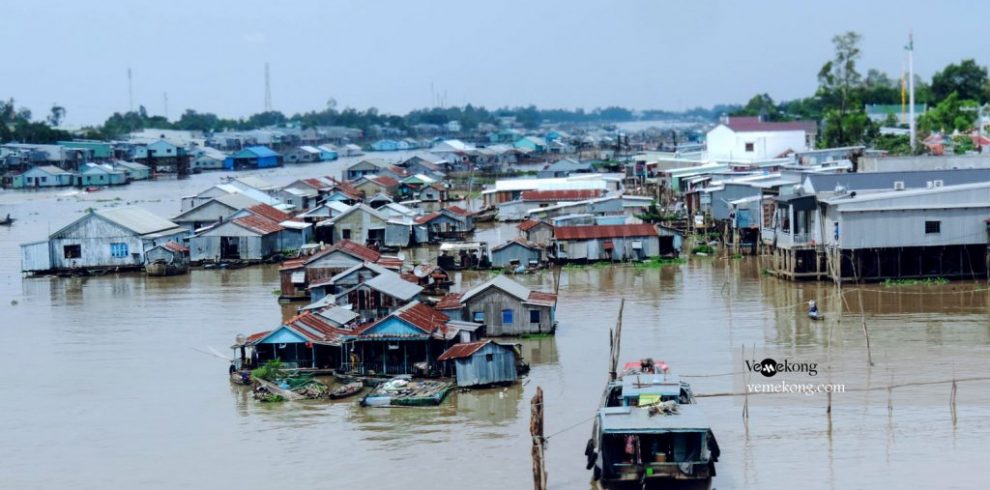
[3,0,987,126]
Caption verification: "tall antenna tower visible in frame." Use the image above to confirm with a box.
[127,67,134,112]
[264,62,273,112]
[163,92,169,120]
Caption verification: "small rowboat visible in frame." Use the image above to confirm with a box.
[808,312,825,321]
[329,382,363,399]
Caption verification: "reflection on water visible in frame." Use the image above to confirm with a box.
[1,164,989,489]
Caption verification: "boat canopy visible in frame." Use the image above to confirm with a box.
[599,404,712,434]
[621,374,683,399]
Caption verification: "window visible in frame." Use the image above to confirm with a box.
[110,243,129,257]
[925,221,941,234]
[745,142,755,152]
[342,229,352,239]
[502,309,513,325]
[40,176,47,183]
[473,311,484,322]
[63,244,81,259]
[485,353,494,362]
[529,309,541,324]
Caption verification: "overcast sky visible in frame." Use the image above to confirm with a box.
[3,0,986,126]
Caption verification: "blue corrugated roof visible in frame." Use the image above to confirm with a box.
[243,146,279,158]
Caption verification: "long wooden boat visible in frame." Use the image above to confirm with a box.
[586,360,719,485]
[146,260,189,276]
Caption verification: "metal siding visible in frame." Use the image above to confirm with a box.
[840,208,989,249]
[20,241,52,272]
[465,288,537,336]
[491,243,541,267]
[453,343,517,387]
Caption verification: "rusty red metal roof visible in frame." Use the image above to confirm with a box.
[161,241,189,253]
[371,175,399,187]
[436,292,463,310]
[414,211,441,224]
[517,219,549,231]
[305,239,381,265]
[521,189,602,201]
[445,205,469,216]
[526,291,557,306]
[234,214,284,235]
[302,178,332,190]
[553,224,657,240]
[437,340,493,361]
[279,257,306,271]
[248,203,293,223]
[724,116,817,134]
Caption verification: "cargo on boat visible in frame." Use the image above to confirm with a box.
[360,376,452,407]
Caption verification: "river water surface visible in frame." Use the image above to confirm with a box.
[1,156,989,489]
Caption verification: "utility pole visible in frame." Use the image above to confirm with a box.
[264,62,273,112]
[907,31,916,151]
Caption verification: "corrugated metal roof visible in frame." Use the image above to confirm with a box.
[94,207,183,236]
[304,239,381,265]
[492,237,541,252]
[437,340,494,361]
[554,224,657,240]
[316,306,359,327]
[436,292,464,310]
[233,214,283,235]
[461,275,532,303]
[526,291,557,307]
[521,189,602,201]
[365,270,423,301]
[248,203,292,223]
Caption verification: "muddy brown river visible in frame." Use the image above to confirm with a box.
[1,156,988,489]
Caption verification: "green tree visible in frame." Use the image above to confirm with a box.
[731,93,782,120]
[47,104,66,127]
[951,134,975,154]
[931,59,989,103]
[917,92,978,133]
[817,32,871,146]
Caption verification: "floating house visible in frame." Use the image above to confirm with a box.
[332,268,424,322]
[552,224,663,262]
[518,219,554,245]
[284,145,322,163]
[75,163,127,186]
[491,238,544,268]
[192,147,227,171]
[189,214,285,262]
[171,193,260,231]
[114,161,151,181]
[437,340,520,388]
[278,239,402,301]
[450,275,557,336]
[353,175,400,197]
[21,207,187,274]
[223,146,281,170]
[319,204,388,246]
[11,165,74,188]
[415,206,474,242]
[345,159,386,180]
[497,189,605,221]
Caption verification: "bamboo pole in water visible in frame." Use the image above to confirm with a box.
[609,299,625,382]
[530,386,546,490]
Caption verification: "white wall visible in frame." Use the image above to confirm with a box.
[706,125,808,162]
